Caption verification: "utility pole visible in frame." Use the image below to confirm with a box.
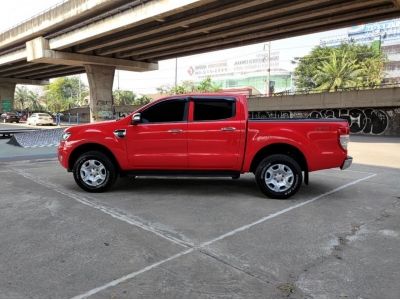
[78,74,81,103]
[117,70,120,90]
[174,57,178,87]
[264,42,271,96]
[378,30,387,55]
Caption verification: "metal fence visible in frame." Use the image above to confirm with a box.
[59,113,82,125]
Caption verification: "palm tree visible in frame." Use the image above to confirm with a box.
[313,51,362,92]
[14,86,42,111]
[28,91,43,111]
[14,86,29,110]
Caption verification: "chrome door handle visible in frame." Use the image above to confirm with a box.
[221,127,236,132]
[114,129,126,138]
[168,129,183,134]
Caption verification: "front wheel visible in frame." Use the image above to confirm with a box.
[255,154,302,199]
[73,151,117,192]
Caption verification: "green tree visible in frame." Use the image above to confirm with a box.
[196,77,220,92]
[113,89,136,105]
[43,76,88,112]
[359,55,385,87]
[313,51,362,91]
[159,77,220,95]
[294,46,332,90]
[14,86,42,111]
[294,43,386,91]
[112,90,152,106]
[133,95,152,106]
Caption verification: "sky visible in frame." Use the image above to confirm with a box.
[0,0,396,94]
[0,0,61,33]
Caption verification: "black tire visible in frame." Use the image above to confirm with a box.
[255,154,302,199]
[73,151,117,192]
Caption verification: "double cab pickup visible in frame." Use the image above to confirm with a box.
[58,94,352,199]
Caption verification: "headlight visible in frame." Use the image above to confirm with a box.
[61,132,71,141]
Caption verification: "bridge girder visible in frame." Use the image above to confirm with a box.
[26,37,158,72]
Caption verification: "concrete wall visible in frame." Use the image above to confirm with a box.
[248,87,400,111]
[248,87,400,136]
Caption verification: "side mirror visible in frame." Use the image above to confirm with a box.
[131,113,141,125]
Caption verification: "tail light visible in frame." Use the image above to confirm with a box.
[338,126,350,150]
[339,134,350,150]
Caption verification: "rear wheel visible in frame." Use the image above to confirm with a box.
[255,154,302,199]
[73,151,117,192]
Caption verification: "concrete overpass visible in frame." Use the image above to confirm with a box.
[1,0,400,121]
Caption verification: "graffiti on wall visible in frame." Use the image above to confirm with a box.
[250,108,393,135]
[309,109,389,135]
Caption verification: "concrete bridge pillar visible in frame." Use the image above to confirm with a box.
[85,64,115,122]
[0,82,16,112]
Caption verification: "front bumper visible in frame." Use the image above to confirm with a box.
[341,156,353,170]
[58,141,70,170]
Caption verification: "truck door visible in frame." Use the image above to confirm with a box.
[187,97,245,170]
[126,98,189,169]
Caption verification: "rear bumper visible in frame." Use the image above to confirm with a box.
[341,156,353,170]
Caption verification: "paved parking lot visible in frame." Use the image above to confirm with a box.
[0,136,399,298]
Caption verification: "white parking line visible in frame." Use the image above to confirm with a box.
[324,168,377,175]
[72,173,376,298]
[73,248,195,299]
[342,169,377,175]
[10,168,194,249]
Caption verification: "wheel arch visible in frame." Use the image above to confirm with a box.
[249,143,308,174]
[68,143,121,172]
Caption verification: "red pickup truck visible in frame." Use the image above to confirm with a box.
[58,94,351,199]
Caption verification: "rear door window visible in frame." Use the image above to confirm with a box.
[193,99,235,121]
